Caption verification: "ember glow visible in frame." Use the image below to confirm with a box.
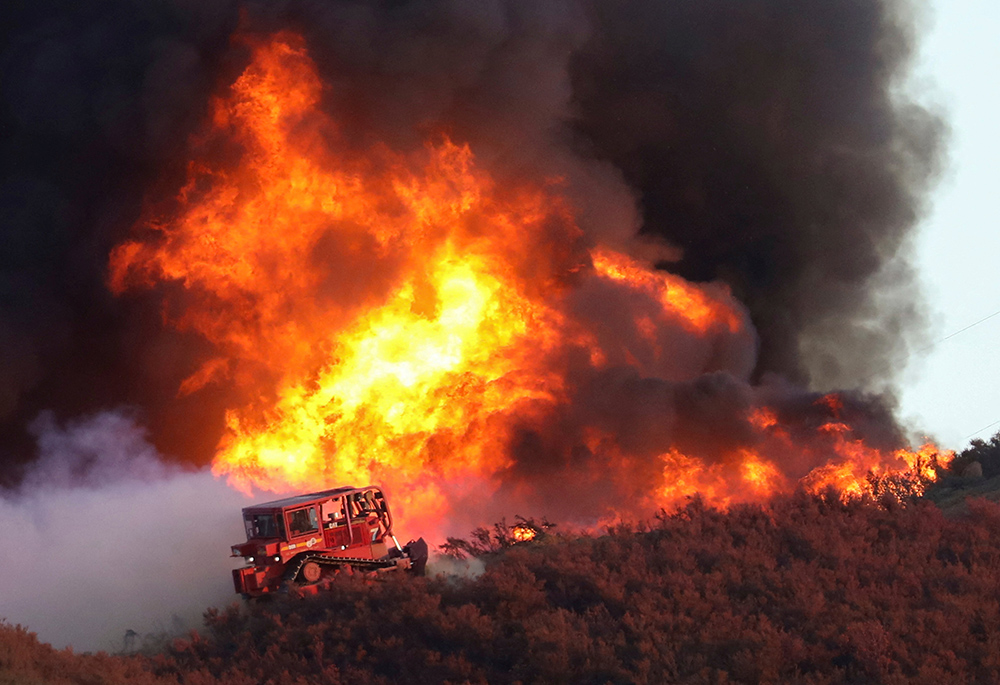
[512,525,537,543]
[109,32,950,534]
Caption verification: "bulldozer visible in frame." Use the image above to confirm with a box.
[230,485,428,597]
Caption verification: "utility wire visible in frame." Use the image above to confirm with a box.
[916,306,1000,443]
[916,307,1000,356]
[856,303,1000,388]
[851,304,1000,444]
[965,419,1000,441]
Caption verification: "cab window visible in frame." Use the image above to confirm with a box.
[287,506,319,537]
[244,513,283,539]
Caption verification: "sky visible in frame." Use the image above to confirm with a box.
[898,0,1000,450]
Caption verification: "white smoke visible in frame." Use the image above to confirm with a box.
[425,554,486,580]
[0,410,252,652]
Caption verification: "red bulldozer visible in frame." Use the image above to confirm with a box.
[230,485,428,597]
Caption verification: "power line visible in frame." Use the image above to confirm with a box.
[859,304,1000,444]
[923,306,1000,442]
[916,306,1000,355]
[965,419,1000,441]
[855,303,1000,388]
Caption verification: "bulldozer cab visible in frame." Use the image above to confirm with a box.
[236,485,397,564]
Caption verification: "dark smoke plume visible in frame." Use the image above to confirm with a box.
[0,0,241,481]
[0,0,944,482]
[570,0,945,389]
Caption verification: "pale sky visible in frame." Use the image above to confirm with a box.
[899,0,1000,449]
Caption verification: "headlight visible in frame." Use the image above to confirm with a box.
[274,555,280,562]
[247,556,255,563]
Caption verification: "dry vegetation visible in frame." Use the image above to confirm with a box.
[4,480,1000,684]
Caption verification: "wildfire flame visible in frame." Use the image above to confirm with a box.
[512,525,537,543]
[109,32,951,536]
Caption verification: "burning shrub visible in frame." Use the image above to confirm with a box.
[439,516,556,560]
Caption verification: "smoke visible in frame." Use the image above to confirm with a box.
[0,0,246,479]
[0,0,944,477]
[426,555,486,581]
[569,0,946,390]
[0,410,250,651]
[259,0,944,388]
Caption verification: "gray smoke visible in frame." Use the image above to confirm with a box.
[0,410,249,651]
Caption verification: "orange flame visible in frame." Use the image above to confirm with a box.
[512,525,537,543]
[591,249,742,335]
[110,32,591,534]
[110,32,951,536]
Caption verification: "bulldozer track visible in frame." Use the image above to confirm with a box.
[284,553,400,583]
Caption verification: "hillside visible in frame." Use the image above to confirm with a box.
[3,491,1000,685]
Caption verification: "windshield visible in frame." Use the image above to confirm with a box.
[244,513,283,539]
